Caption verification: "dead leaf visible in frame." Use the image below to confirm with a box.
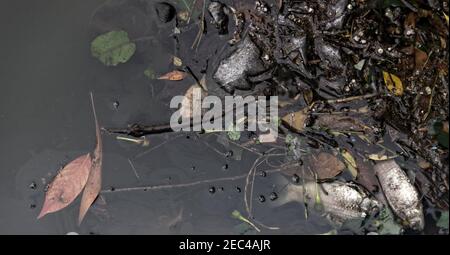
[443,121,449,134]
[199,74,208,92]
[414,48,428,70]
[78,93,103,225]
[382,71,404,96]
[258,132,277,143]
[368,154,389,161]
[181,85,207,119]
[314,114,371,133]
[282,109,308,132]
[404,12,417,29]
[158,70,187,81]
[310,152,345,180]
[37,153,92,219]
[340,149,358,178]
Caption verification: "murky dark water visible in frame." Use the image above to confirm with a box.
[0,0,333,234]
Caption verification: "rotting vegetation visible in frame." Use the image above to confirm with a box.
[37,0,448,234]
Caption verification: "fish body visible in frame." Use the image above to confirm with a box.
[374,160,424,231]
[276,180,380,224]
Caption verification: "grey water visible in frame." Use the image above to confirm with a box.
[0,0,331,234]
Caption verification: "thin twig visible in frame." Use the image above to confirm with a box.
[128,159,140,180]
[324,93,379,104]
[134,134,185,159]
[101,173,248,193]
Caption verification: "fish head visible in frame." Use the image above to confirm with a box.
[405,208,425,231]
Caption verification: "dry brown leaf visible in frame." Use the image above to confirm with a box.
[443,121,449,134]
[282,109,308,132]
[415,48,428,70]
[158,70,187,81]
[37,153,92,219]
[310,152,345,180]
[78,93,103,225]
[258,132,277,143]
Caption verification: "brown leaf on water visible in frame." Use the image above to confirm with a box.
[37,153,92,219]
[282,109,308,132]
[78,93,103,225]
[310,152,345,180]
[414,48,428,70]
[180,84,207,119]
[157,70,187,81]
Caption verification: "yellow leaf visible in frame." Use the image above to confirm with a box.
[368,154,389,161]
[341,149,358,178]
[173,56,183,67]
[444,12,449,26]
[382,71,404,96]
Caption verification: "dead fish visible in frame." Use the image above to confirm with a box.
[275,180,381,224]
[208,1,229,35]
[374,160,425,231]
[213,36,265,93]
[155,2,176,23]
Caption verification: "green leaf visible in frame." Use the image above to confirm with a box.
[144,67,156,79]
[91,30,136,66]
[437,211,449,230]
[227,125,241,141]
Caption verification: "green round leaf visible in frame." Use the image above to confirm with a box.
[91,30,136,66]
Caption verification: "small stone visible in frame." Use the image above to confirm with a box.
[347,4,353,10]
[209,186,216,194]
[259,171,267,177]
[30,204,36,209]
[222,164,229,170]
[361,39,367,44]
[377,48,384,54]
[236,186,241,193]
